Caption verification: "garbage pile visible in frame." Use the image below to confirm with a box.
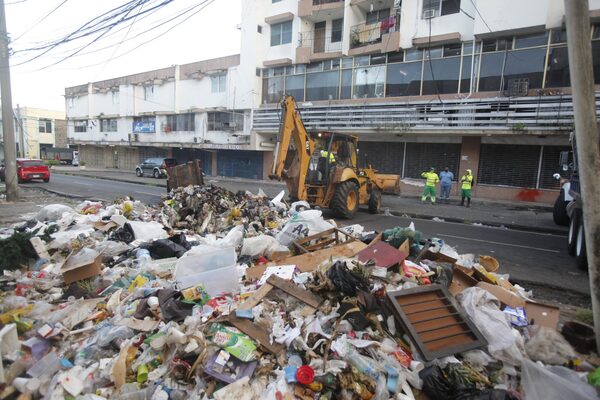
[0,184,597,400]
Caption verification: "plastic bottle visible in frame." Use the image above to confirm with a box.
[135,249,151,268]
[345,348,380,378]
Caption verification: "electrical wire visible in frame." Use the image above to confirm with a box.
[469,0,492,33]
[13,0,69,42]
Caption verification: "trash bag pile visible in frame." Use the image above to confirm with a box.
[0,184,597,400]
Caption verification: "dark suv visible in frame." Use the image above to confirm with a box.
[135,158,177,178]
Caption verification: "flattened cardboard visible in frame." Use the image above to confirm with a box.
[117,318,159,332]
[226,315,284,355]
[246,241,367,280]
[476,282,525,309]
[357,241,407,269]
[525,301,560,329]
[93,221,117,232]
[267,275,323,309]
[448,268,478,296]
[60,250,102,284]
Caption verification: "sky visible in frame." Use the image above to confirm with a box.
[4,0,242,111]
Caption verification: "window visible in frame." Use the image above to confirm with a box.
[353,66,385,98]
[270,20,292,46]
[285,75,305,101]
[100,118,118,132]
[207,111,244,131]
[366,8,389,25]
[551,29,567,44]
[443,43,462,57]
[262,76,284,103]
[306,71,340,101]
[502,47,546,90]
[478,52,505,91]
[423,0,460,18]
[593,41,600,84]
[143,85,154,100]
[272,0,282,2]
[165,113,195,132]
[341,69,352,99]
[74,120,87,133]
[422,57,461,94]
[331,18,343,43]
[460,55,474,93]
[38,119,52,133]
[386,61,422,97]
[211,74,226,93]
[545,46,570,88]
[112,91,119,104]
[514,32,548,49]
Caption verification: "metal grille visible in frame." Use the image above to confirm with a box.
[358,142,404,174]
[80,146,104,168]
[478,144,540,188]
[404,143,461,179]
[539,145,571,189]
[217,150,263,180]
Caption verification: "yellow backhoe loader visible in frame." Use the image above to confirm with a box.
[269,95,399,218]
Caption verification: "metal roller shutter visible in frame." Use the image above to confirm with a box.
[217,150,263,180]
[404,143,461,179]
[138,147,168,163]
[539,145,571,190]
[172,148,213,175]
[478,144,540,188]
[358,142,404,174]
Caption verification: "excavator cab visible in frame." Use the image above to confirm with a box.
[307,133,357,184]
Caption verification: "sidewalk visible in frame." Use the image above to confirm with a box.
[52,166,566,234]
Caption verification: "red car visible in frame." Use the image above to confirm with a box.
[0,159,50,183]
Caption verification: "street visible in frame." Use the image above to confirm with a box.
[28,173,590,298]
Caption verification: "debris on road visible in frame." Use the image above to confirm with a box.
[0,183,596,399]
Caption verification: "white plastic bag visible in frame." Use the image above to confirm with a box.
[240,235,289,257]
[128,221,168,241]
[457,287,525,365]
[525,326,576,365]
[521,359,599,400]
[276,210,334,246]
[36,204,75,221]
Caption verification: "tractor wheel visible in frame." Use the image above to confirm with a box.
[568,208,581,256]
[331,181,359,219]
[575,220,588,271]
[553,190,569,226]
[368,189,381,214]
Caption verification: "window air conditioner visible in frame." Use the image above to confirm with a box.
[423,9,437,19]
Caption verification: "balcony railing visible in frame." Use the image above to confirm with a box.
[253,94,598,133]
[298,31,343,53]
[350,16,399,49]
[313,0,343,4]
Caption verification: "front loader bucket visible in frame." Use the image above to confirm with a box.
[374,174,401,195]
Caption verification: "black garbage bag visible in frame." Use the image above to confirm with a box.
[420,366,454,399]
[169,232,192,250]
[337,298,370,330]
[135,289,194,322]
[140,239,187,259]
[455,390,519,400]
[109,222,135,244]
[326,261,369,297]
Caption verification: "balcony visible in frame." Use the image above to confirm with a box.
[298,0,344,19]
[348,16,400,56]
[296,30,344,63]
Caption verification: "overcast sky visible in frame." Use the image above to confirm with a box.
[5,0,242,111]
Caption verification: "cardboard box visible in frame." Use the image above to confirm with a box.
[525,300,560,329]
[476,282,525,309]
[60,249,102,284]
[448,268,478,296]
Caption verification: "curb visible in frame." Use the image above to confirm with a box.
[388,210,568,236]
[55,171,167,188]
[31,186,107,203]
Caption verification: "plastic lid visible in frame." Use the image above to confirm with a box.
[296,365,315,385]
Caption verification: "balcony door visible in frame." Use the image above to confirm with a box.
[314,21,326,53]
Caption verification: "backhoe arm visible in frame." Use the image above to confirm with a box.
[269,96,314,200]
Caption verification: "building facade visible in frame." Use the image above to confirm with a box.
[247,0,600,203]
[0,107,66,160]
[66,0,600,203]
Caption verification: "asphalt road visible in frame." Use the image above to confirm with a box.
[28,173,590,297]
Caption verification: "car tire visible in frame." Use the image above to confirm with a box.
[153,169,160,179]
[43,178,49,183]
[567,209,581,256]
[575,219,588,271]
[136,168,143,177]
[552,190,570,226]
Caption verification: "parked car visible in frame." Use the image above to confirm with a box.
[0,158,50,183]
[135,158,177,178]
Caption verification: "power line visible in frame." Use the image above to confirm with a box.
[469,0,492,33]
[13,0,69,42]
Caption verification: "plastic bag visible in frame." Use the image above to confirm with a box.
[457,287,525,365]
[128,221,168,241]
[276,210,334,246]
[383,223,421,248]
[140,239,187,259]
[95,241,131,258]
[525,326,576,365]
[36,204,75,221]
[240,235,289,258]
[521,359,599,400]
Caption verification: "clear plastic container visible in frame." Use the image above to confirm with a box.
[174,246,238,295]
[26,351,61,378]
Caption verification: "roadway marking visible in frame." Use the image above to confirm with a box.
[436,233,561,253]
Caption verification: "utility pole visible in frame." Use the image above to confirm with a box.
[0,0,17,201]
[564,0,600,346]
[16,103,23,157]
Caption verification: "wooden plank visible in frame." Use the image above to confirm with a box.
[237,283,274,311]
[266,275,323,309]
[226,315,285,355]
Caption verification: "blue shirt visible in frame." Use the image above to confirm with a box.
[440,171,454,185]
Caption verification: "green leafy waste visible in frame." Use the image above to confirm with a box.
[0,229,39,270]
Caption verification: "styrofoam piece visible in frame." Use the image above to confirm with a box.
[0,324,19,384]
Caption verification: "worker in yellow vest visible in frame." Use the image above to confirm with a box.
[320,149,336,164]
[421,167,440,204]
[460,169,474,207]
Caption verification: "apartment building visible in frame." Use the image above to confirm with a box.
[65,55,271,179]
[245,0,600,203]
[0,107,66,160]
